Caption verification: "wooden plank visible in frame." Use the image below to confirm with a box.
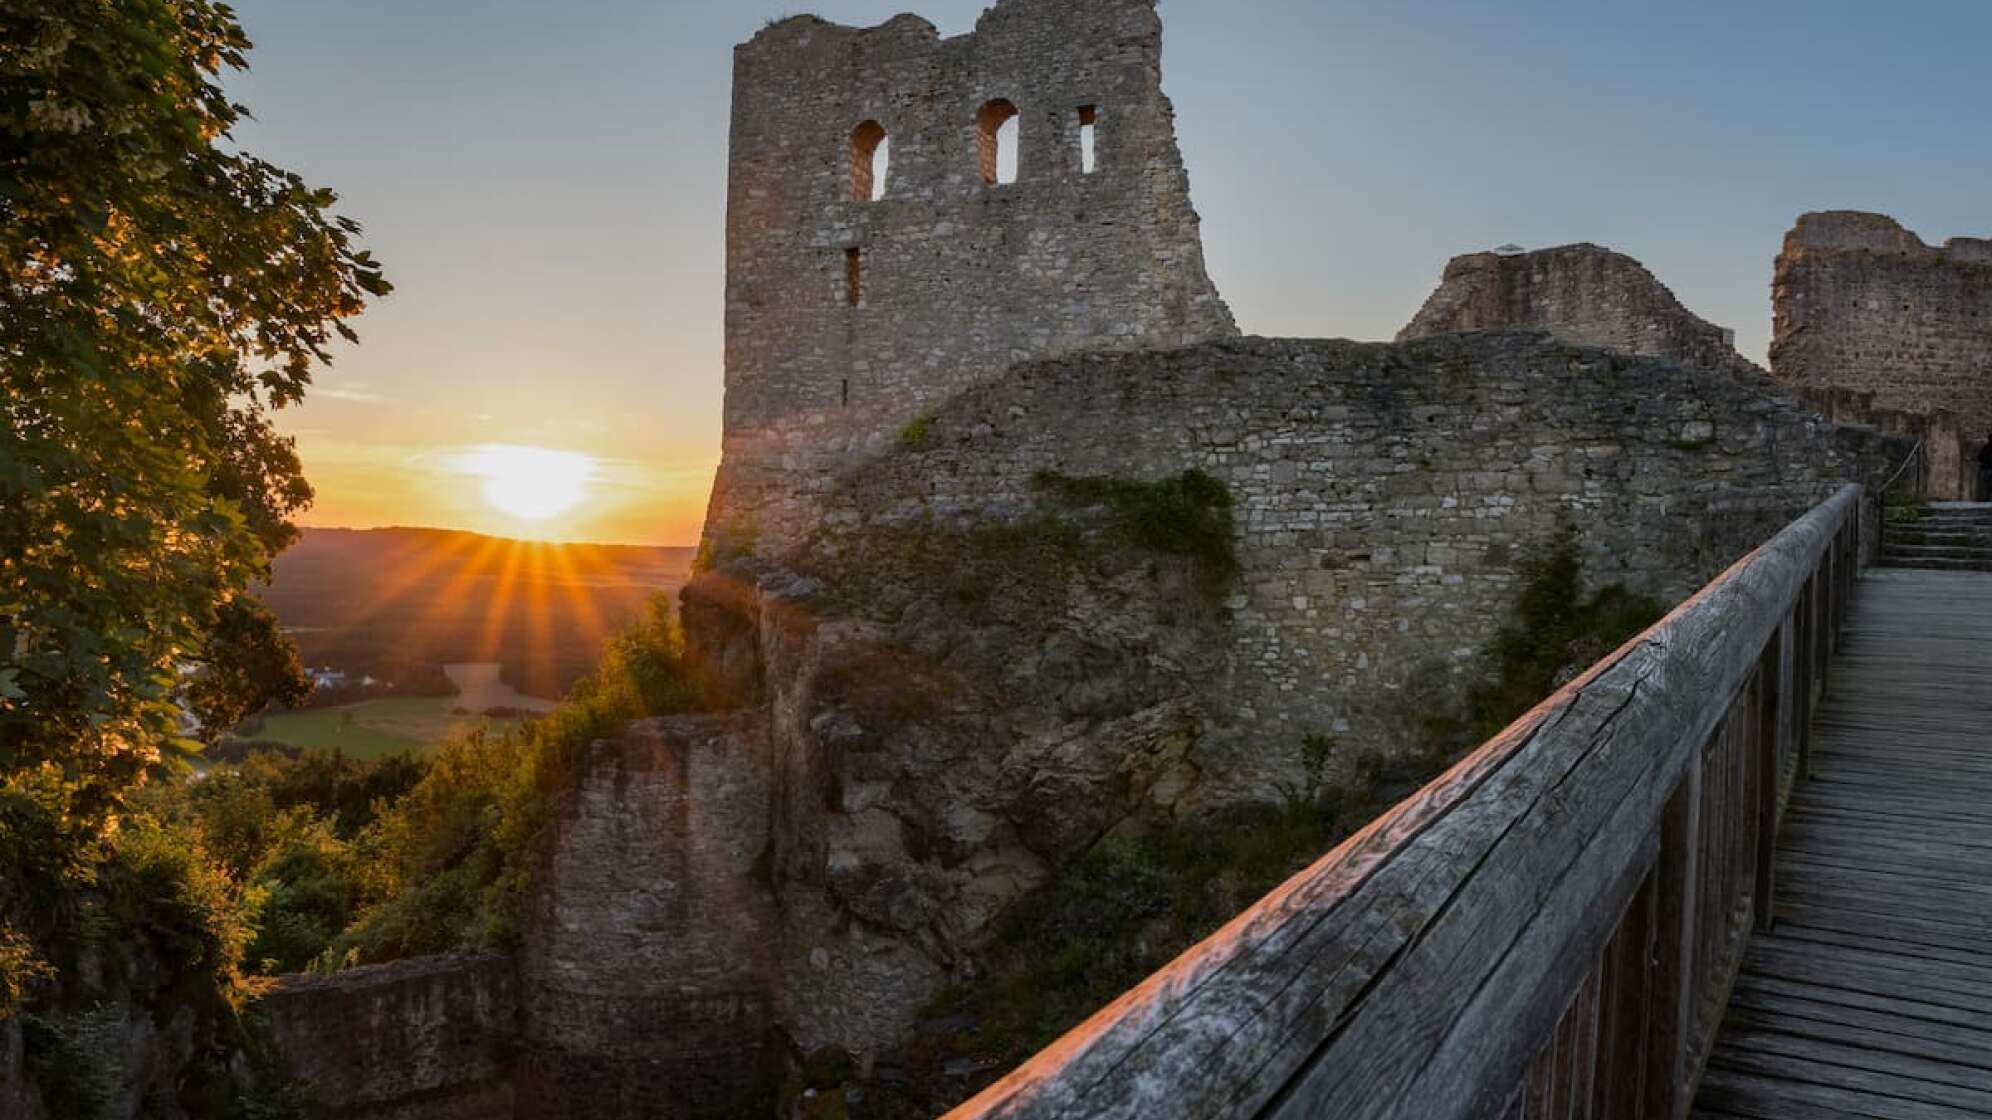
[1707,1044,1992,1114]
[1696,1066,1980,1120]
[1694,560,1992,1119]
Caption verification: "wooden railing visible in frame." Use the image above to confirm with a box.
[948,485,1863,1120]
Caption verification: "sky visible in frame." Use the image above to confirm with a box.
[225,0,1992,547]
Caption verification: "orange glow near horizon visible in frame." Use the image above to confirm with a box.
[453,444,597,523]
[285,428,715,548]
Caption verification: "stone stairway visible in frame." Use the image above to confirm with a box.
[1881,501,1992,570]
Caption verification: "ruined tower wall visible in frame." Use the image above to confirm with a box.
[1397,243,1764,381]
[1771,211,1992,441]
[707,0,1236,555]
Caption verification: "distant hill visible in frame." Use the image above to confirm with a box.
[259,527,696,700]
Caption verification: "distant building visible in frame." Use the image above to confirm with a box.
[308,667,349,690]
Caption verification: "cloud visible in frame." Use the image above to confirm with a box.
[314,386,385,403]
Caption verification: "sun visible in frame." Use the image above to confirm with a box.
[456,444,596,522]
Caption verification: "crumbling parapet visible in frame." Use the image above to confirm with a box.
[704,0,1237,560]
[1397,243,1765,382]
[261,954,518,1120]
[1771,211,1992,445]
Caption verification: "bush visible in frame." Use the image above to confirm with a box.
[20,1009,125,1120]
[323,594,713,965]
[1425,521,1665,752]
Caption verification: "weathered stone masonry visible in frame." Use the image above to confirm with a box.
[705,0,1236,557]
[1773,211,1992,441]
[1399,243,1764,382]
[1402,237,1976,500]
[261,954,518,1120]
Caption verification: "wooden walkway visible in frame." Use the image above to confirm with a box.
[1696,567,1992,1119]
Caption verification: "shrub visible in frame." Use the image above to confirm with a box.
[898,411,938,451]
[323,593,712,965]
[1425,522,1665,752]
[20,1009,125,1120]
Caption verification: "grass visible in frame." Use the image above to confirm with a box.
[239,699,526,760]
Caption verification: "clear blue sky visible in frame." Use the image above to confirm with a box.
[226,0,1992,545]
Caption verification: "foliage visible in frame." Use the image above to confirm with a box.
[19,1008,125,1120]
[324,595,713,965]
[1884,493,1930,524]
[1031,469,1239,594]
[1424,522,1666,751]
[103,813,257,987]
[0,923,52,1018]
[0,0,388,831]
[898,411,937,452]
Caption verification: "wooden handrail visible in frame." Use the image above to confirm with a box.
[948,485,1864,1120]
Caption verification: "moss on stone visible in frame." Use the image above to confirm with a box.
[1029,468,1239,595]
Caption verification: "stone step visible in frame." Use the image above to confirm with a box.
[1880,554,1992,572]
[1885,529,1992,547]
[1883,544,1992,563]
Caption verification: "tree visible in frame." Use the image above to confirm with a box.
[0,0,388,829]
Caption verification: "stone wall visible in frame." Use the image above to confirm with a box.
[677,330,1911,1073]
[261,954,517,1120]
[1771,211,1992,442]
[1398,237,1965,498]
[515,715,784,1120]
[1398,243,1765,381]
[705,0,1235,557]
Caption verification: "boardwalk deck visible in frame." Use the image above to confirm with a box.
[1695,567,1992,1119]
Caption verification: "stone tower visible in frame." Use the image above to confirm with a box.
[701,0,1236,557]
[1771,211,1992,437]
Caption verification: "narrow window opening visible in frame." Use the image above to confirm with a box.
[977,99,1020,186]
[1078,106,1097,174]
[850,120,888,202]
[841,379,850,407]
[844,247,862,306]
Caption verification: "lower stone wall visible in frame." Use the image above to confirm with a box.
[261,954,517,1120]
[515,715,784,1120]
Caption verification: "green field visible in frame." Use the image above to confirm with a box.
[241,698,526,759]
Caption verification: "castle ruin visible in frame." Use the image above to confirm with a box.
[1772,210,1992,442]
[251,6,1982,1120]
[704,1,1235,557]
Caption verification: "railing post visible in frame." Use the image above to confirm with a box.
[1793,577,1815,781]
[1597,872,1658,1120]
[1752,625,1788,934]
[1643,753,1703,1120]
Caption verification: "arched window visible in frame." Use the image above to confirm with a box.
[850,120,889,202]
[1077,106,1098,174]
[977,99,1020,186]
